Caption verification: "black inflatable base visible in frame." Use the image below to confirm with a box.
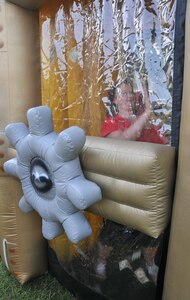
[48,246,108,300]
[48,246,157,300]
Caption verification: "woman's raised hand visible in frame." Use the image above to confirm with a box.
[142,79,151,114]
[141,78,155,121]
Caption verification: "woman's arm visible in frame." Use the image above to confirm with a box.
[107,111,150,140]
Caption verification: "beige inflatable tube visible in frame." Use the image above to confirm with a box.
[0,1,47,283]
[162,1,190,299]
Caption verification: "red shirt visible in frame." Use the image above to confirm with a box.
[101,114,168,145]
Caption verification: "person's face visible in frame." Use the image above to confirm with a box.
[114,83,134,115]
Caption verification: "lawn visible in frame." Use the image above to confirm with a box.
[0,260,76,300]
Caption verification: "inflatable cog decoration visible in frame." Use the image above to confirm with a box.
[4,106,102,243]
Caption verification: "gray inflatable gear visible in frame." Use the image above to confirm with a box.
[4,106,102,243]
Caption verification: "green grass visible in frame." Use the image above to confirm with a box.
[0,260,76,300]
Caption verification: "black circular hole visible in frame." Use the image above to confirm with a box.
[30,157,53,193]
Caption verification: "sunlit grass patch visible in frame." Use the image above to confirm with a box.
[0,260,75,300]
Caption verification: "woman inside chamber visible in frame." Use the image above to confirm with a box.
[101,77,168,145]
